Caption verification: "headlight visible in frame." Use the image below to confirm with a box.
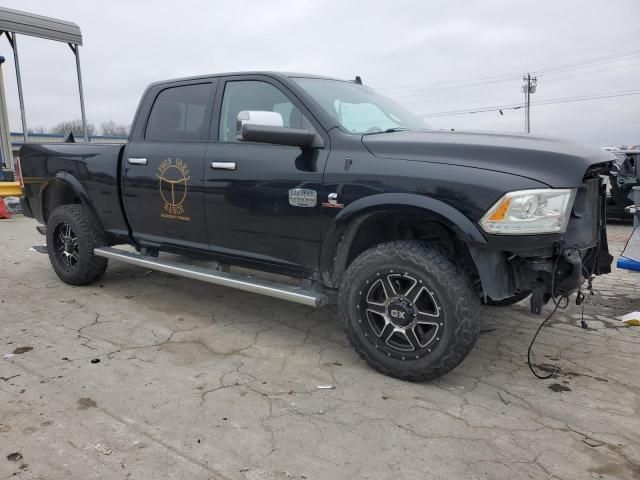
[480,189,576,235]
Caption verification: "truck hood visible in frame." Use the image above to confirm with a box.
[362,130,615,187]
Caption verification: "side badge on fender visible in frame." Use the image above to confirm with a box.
[288,188,317,207]
[322,192,344,209]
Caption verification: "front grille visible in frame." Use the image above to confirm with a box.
[564,177,601,249]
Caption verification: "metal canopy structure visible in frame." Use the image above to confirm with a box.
[0,7,82,45]
[0,6,88,172]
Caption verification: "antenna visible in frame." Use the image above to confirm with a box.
[355,75,362,85]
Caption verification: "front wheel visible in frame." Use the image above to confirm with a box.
[46,204,108,285]
[339,241,481,382]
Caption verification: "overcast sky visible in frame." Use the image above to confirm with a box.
[1,0,639,146]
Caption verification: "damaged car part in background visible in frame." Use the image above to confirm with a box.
[607,150,639,222]
[18,72,615,381]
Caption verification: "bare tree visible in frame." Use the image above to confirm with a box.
[27,126,48,135]
[51,120,96,137]
[100,120,129,137]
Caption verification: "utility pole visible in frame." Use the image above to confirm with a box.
[522,73,537,133]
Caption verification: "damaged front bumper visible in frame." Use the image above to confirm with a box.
[510,238,612,314]
[470,176,613,314]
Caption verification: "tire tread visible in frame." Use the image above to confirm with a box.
[46,204,108,285]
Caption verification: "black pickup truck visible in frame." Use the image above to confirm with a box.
[19,72,614,381]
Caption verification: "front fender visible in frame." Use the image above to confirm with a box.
[320,193,487,286]
[336,193,486,243]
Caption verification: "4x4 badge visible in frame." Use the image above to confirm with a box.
[322,192,344,209]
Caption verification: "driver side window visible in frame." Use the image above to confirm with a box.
[218,80,314,142]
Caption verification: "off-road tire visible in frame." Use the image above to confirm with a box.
[339,241,481,382]
[484,290,531,307]
[46,204,108,285]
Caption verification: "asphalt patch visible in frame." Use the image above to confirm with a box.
[564,371,609,383]
[548,383,572,392]
[7,452,23,462]
[12,347,33,354]
[77,397,97,410]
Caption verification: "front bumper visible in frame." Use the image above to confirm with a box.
[470,176,613,314]
[511,244,610,314]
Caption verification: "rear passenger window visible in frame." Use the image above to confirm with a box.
[146,84,211,142]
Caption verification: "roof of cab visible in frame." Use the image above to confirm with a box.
[147,71,350,89]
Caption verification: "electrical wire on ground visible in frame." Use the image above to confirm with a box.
[527,254,571,379]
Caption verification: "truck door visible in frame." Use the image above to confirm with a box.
[122,81,216,251]
[204,77,329,271]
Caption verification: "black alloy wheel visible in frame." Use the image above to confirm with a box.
[358,271,444,359]
[52,222,80,270]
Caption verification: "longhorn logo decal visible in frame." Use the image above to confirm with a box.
[157,158,191,221]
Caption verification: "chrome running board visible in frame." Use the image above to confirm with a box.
[94,247,328,308]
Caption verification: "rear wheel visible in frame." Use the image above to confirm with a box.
[46,204,108,285]
[339,241,481,381]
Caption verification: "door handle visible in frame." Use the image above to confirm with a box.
[210,161,237,171]
[128,157,148,165]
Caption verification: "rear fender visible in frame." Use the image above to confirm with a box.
[40,172,99,226]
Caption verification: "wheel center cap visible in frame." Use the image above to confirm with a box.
[387,298,415,327]
[64,239,72,252]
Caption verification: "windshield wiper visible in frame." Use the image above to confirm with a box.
[363,127,410,136]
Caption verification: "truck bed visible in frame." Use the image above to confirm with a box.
[19,142,129,242]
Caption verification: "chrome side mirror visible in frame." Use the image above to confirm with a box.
[236,111,284,141]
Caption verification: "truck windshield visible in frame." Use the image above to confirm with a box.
[292,77,428,135]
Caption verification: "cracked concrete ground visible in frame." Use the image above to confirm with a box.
[1,215,639,479]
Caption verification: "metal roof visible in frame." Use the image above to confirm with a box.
[0,6,82,45]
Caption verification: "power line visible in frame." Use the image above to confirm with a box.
[534,49,640,75]
[375,72,521,91]
[376,48,640,93]
[419,101,523,117]
[419,90,640,117]
[401,60,640,106]
[386,55,640,101]
[404,81,522,105]
[535,90,640,107]
[418,89,640,118]
[384,49,640,132]
[532,60,640,82]
[391,76,521,99]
